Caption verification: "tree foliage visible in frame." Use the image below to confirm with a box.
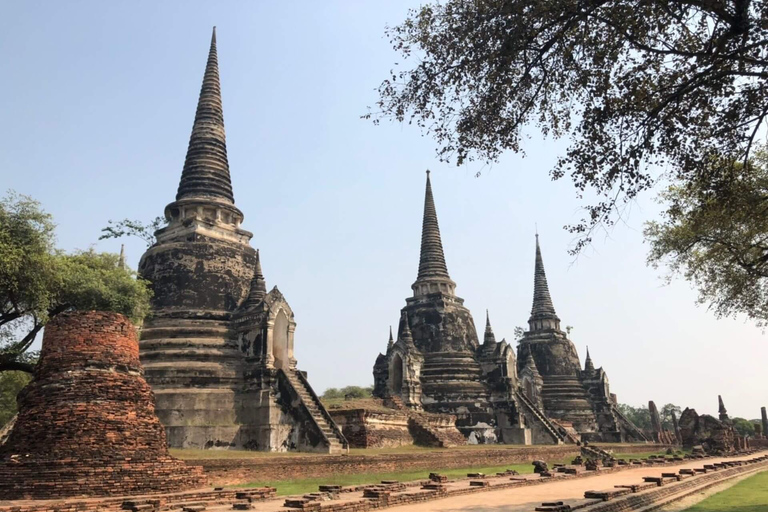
[0,192,152,373]
[100,217,167,247]
[660,403,683,431]
[731,417,760,437]
[322,386,374,400]
[0,370,32,428]
[371,0,768,253]
[646,149,768,324]
[617,403,652,430]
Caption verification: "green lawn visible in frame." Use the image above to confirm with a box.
[239,462,535,495]
[171,443,672,460]
[684,471,768,512]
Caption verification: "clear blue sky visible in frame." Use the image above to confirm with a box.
[1,1,765,419]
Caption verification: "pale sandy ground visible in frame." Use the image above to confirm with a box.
[381,453,768,512]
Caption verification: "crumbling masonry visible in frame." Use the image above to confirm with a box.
[0,311,206,499]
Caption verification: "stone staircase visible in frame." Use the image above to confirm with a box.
[515,390,565,444]
[612,404,650,442]
[387,396,466,447]
[283,369,348,454]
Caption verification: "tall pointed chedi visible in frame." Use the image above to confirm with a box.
[517,235,596,432]
[516,234,643,442]
[138,29,344,453]
[373,171,514,443]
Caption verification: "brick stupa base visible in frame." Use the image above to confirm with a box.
[0,311,207,500]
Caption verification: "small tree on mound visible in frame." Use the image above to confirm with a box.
[0,191,152,374]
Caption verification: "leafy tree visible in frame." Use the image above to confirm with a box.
[100,217,167,247]
[617,403,651,430]
[660,403,682,431]
[646,150,768,324]
[0,191,152,373]
[731,417,759,437]
[371,0,768,254]
[0,370,32,428]
[322,386,374,400]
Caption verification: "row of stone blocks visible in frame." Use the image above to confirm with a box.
[0,487,277,512]
[274,450,765,512]
[533,451,766,512]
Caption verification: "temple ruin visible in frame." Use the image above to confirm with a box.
[373,172,645,444]
[0,311,206,499]
[138,28,345,453]
[679,396,738,454]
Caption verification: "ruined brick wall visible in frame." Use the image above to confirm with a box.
[0,311,206,500]
[332,409,413,448]
[189,444,670,485]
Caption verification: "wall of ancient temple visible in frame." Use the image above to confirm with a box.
[0,311,206,500]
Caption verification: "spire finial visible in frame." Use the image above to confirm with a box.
[483,309,496,345]
[417,171,449,280]
[398,311,415,347]
[118,244,126,269]
[584,346,595,374]
[523,350,541,378]
[718,395,729,421]
[387,325,394,350]
[528,233,560,331]
[411,172,456,297]
[243,249,267,307]
[175,28,234,203]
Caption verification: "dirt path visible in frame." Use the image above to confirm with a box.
[383,453,767,512]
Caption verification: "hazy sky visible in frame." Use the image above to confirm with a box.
[1,1,765,419]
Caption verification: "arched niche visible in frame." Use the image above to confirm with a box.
[391,353,404,396]
[272,309,291,370]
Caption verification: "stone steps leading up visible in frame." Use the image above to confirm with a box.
[283,370,347,454]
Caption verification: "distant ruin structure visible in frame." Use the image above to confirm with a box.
[373,173,645,444]
[678,397,737,454]
[138,28,345,453]
[0,311,206,499]
[762,406,768,439]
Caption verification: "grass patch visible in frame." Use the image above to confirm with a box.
[239,463,536,495]
[684,470,768,511]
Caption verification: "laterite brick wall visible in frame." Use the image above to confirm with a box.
[0,311,206,500]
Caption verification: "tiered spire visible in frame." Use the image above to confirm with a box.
[243,250,267,307]
[718,395,729,421]
[483,310,496,345]
[398,311,415,347]
[412,172,456,296]
[417,171,449,280]
[523,351,541,378]
[387,326,394,351]
[176,27,235,204]
[584,346,595,375]
[528,234,561,331]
